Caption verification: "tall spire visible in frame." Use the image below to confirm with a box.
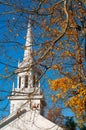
[23,20,32,62]
[15,20,33,90]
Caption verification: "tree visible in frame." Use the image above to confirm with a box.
[65,117,77,130]
[0,0,86,128]
[47,0,86,126]
[47,107,62,124]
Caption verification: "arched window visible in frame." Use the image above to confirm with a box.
[19,77,21,88]
[25,75,28,88]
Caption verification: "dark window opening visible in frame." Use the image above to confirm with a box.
[19,77,21,88]
[25,75,28,88]
[33,75,35,88]
[33,75,38,88]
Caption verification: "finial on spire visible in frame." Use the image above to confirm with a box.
[28,15,31,24]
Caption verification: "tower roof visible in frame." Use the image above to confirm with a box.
[23,21,32,62]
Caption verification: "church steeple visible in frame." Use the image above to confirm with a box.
[1,18,63,130]
[9,20,42,114]
[17,20,33,90]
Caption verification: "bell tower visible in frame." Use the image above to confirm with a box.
[9,20,42,114]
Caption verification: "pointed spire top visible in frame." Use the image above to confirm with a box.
[23,19,32,61]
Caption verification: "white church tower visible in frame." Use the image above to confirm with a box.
[10,21,41,114]
[0,21,63,130]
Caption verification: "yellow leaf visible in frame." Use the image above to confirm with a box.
[66,44,70,47]
[52,95,57,102]
[72,85,76,89]
[56,94,61,98]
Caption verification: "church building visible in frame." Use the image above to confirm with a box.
[0,21,63,130]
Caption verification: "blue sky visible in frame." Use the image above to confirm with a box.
[0,2,27,119]
[0,0,72,119]
[0,2,86,129]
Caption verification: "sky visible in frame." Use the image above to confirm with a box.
[0,1,86,129]
[0,1,27,119]
[0,14,74,121]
